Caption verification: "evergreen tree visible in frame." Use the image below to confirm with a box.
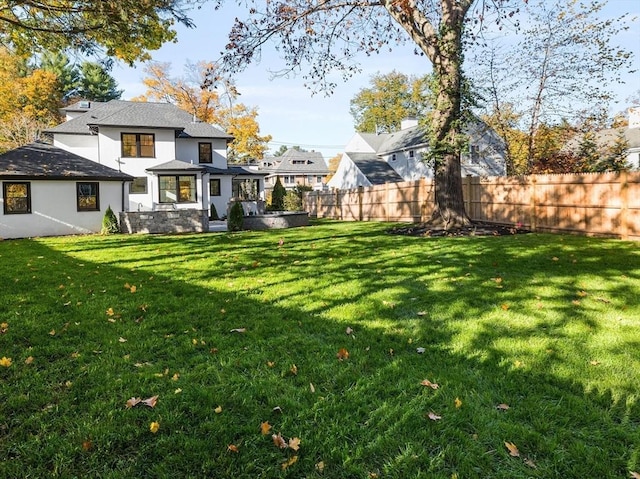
[597,130,630,172]
[271,176,286,211]
[39,52,79,101]
[76,62,123,102]
[577,131,600,172]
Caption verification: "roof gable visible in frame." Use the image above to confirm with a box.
[348,153,405,185]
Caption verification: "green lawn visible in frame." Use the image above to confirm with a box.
[0,221,639,478]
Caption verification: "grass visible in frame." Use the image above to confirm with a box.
[0,220,639,478]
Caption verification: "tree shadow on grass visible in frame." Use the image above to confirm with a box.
[0,225,638,478]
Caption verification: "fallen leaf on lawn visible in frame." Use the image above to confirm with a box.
[272,406,283,414]
[315,461,325,472]
[174,388,182,394]
[0,322,8,333]
[230,328,246,333]
[149,421,160,434]
[421,379,439,389]
[118,337,127,343]
[267,361,275,368]
[630,472,640,479]
[346,327,354,335]
[572,300,581,306]
[590,360,600,366]
[427,412,441,421]
[282,455,298,470]
[171,373,180,381]
[577,290,588,297]
[49,329,56,336]
[126,397,141,409]
[130,285,137,293]
[514,360,523,368]
[417,311,427,316]
[505,441,520,457]
[82,440,93,451]
[416,347,426,354]
[501,303,509,311]
[141,395,158,408]
[310,382,315,393]
[260,421,272,435]
[454,397,462,408]
[215,405,223,414]
[552,256,559,261]
[272,433,288,449]
[0,357,12,367]
[227,444,239,453]
[496,403,510,411]
[25,356,34,365]
[124,283,131,289]
[290,364,298,375]
[524,458,537,469]
[288,437,301,451]
[337,348,350,360]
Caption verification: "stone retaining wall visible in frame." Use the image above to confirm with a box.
[242,212,309,230]
[120,210,209,234]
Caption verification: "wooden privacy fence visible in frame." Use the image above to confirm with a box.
[303,172,640,241]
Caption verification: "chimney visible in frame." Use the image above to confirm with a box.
[401,117,418,130]
[628,106,640,129]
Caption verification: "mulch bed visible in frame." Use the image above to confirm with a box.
[388,222,531,237]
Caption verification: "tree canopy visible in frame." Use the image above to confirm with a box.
[0,1,201,64]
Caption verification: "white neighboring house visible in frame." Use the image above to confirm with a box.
[48,100,266,219]
[328,118,506,190]
[0,142,132,239]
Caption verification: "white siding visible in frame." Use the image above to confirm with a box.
[54,135,99,162]
[1,180,125,239]
[176,138,228,168]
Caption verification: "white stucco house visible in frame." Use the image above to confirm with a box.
[0,100,266,238]
[328,118,506,190]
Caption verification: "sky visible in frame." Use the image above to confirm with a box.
[112,1,640,161]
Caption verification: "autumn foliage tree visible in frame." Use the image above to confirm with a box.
[219,0,524,227]
[134,61,272,162]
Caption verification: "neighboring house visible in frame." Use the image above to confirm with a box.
[0,142,132,239]
[260,149,329,191]
[328,118,506,190]
[563,106,640,170]
[47,100,266,220]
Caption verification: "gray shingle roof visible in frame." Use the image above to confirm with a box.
[0,142,132,181]
[348,153,405,185]
[47,100,232,140]
[377,126,428,154]
[263,149,329,175]
[146,160,206,172]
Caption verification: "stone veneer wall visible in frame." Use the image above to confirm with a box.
[120,210,209,234]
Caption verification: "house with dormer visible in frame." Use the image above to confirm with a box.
[0,100,266,238]
[260,148,329,191]
[327,118,506,190]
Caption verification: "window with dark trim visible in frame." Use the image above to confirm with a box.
[77,182,100,211]
[199,142,213,163]
[3,182,31,214]
[129,177,148,194]
[121,133,155,158]
[159,175,197,203]
[209,178,221,196]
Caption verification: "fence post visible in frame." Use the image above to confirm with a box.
[530,175,538,232]
[386,182,390,222]
[463,176,471,219]
[316,192,322,219]
[358,186,364,221]
[336,189,342,220]
[620,171,629,240]
[419,177,426,222]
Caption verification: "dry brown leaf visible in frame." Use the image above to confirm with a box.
[505,441,520,457]
[421,379,439,389]
[337,348,350,360]
[310,382,315,393]
[290,364,298,375]
[590,360,600,366]
[288,437,301,451]
[630,472,640,479]
[524,458,537,469]
[281,455,298,470]
[118,337,127,343]
[227,444,239,453]
[315,461,325,472]
[272,433,287,449]
[49,329,56,336]
[126,397,141,409]
[82,440,93,451]
[346,326,354,335]
[141,395,158,408]
[215,405,223,414]
[496,403,510,411]
[267,361,275,368]
[427,412,441,421]
[25,356,34,365]
[454,397,462,408]
[501,303,510,311]
[260,421,272,435]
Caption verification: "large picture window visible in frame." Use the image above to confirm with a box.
[121,133,155,158]
[199,142,213,163]
[77,182,100,211]
[159,175,197,203]
[129,177,148,194]
[3,182,31,214]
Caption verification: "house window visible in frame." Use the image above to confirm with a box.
[121,133,155,158]
[129,177,148,194]
[77,182,99,211]
[409,150,415,158]
[317,176,323,183]
[391,154,397,161]
[232,179,259,200]
[159,175,197,203]
[209,178,221,196]
[307,175,313,184]
[2,182,31,214]
[292,160,307,165]
[283,175,295,184]
[199,142,213,163]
